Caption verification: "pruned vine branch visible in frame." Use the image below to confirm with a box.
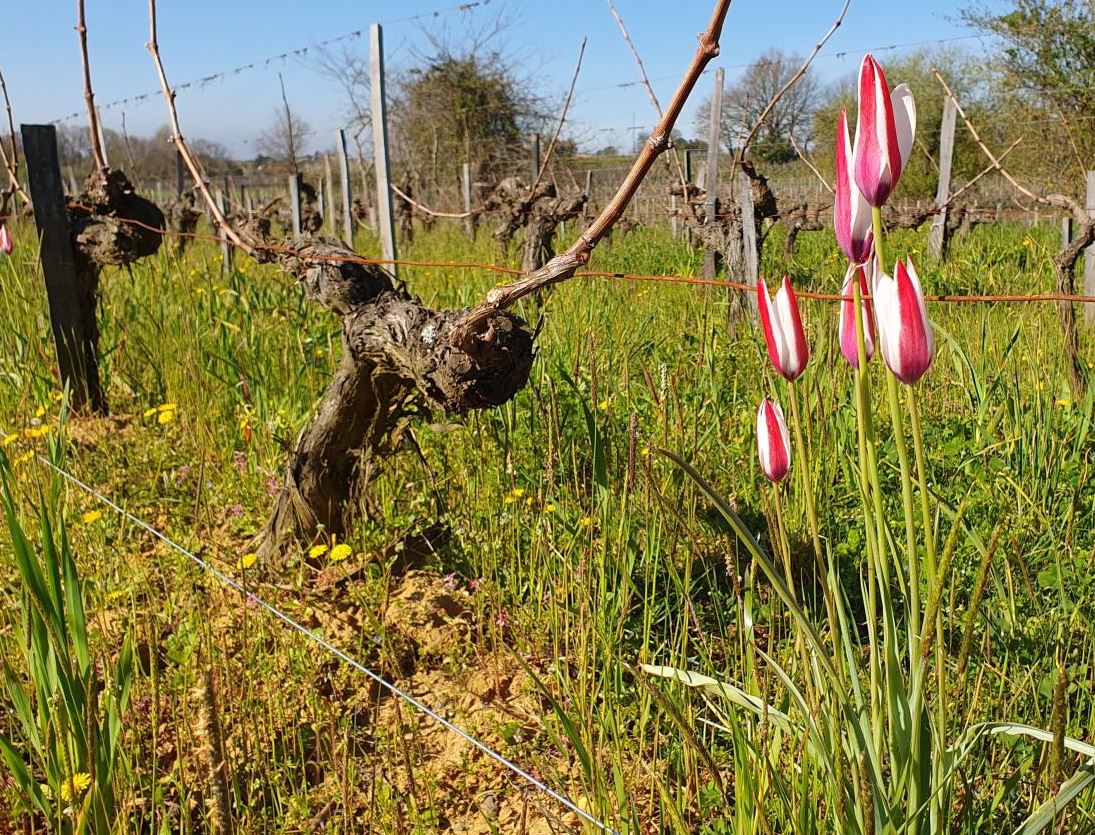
[529,37,586,195]
[76,0,109,181]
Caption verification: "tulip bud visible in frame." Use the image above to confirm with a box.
[873,257,934,385]
[757,398,791,483]
[852,54,916,208]
[834,107,873,264]
[838,261,876,369]
[757,276,809,382]
[0,223,12,256]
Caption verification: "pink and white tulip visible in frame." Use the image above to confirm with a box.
[873,257,934,385]
[757,276,809,382]
[834,107,873,264]
[853,55,916,208]
[757,398,791,483]
[838,261,876,369]
[0,223,11,256]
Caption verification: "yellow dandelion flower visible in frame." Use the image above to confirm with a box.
[143,406,159,418]
[105,589,127,602]
[13,451,33,465]
[503,495,516,505]
[50,390,64,402]
[329,543,352,562]
[640,446,651,457]
[237,553,258,570]
[543,503,555,513]
[597,399,609,411]
[157,408,176,425]
[1,433,18,447]
[308,543,329,559]
[34,406,45,418]
[23,426,49,439]
[511,487,525,498]
[578,516,593,528]
[1056,398,1072,408]
[81,509,103,524]
[60,772,91,802]
[525,496,535,507]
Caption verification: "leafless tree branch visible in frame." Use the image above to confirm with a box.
[76,0,109,180]
[0,69,30,210]
[789,134,832,194]
[529,37,586,194]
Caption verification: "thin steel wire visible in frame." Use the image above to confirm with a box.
[5,439,618,835]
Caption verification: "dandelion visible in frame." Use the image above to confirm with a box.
[1,433,18,447]
[329,543,352,562]
[81,509,104,524]
[34,405,45,418]
[13,451,33,465]
[59,772,91,802]
[237,553,258,570]
[23,426,49,439]
[157,408,176,425]
[578,516,593,528]
[543,503,556,513]
[308,543,329,559]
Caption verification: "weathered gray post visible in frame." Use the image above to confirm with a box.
[337,129,355,248]
[461,160,474,239]
[288,173,302,236]
[702,67,724,280]
[929,95,957,260]
[737,168,758,316]
[324,154,336,236]
[175,149,184,196]
[370,24,398,275]
[1085,171,1095,325]
[218,183,233,274]
[21,124,105,413]
[531,133,541,182]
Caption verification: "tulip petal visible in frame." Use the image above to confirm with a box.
[835,109,874,264]
[757,278,784,376]
[891,84,917,172]
[838,263,875,368]
[776,277,809,380]
[757,399,790,483]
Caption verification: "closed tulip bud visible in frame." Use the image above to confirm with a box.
[834,107,873,264]
[757,398,791,483]
[757,276,808,382]
[853,54,916,208]
[0,223,11,256]
[838,261,876,369]
[874,257,934,385]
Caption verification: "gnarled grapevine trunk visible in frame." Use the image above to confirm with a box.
[254,239,533,563]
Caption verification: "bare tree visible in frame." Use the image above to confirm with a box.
[256,78,312,171]
[695,49,823,162]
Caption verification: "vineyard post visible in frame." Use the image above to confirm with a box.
[530,133,541,183]
[737,166,758,315]
[175,149,183,196]
[317,175,325,217]
[241,182,252,213]
[337,129,355,248]
[324,154,336,236]
[21,123,105,413]
[583,169,593,221]
[929,93,957,260]
[462,161,474,239]
[1086,170,1095,325]
[288,173,302,236]
[369,23,398,276]
[1062,216,1072,249]
[94,106,109,166]
[702,66,724,280]
[218,179,232,273]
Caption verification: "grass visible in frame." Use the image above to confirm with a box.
[0,214,1093,833]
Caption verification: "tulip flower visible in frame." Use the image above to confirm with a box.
[853,54,916,208]
[873,257,934,385]
[838,261,876,369]
[757,276,808,382]
[0,223,11,256]
[834,107,873,264]
[757,398,791,483]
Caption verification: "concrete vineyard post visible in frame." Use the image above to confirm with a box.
[929,94,957,260]
[737,167,758,316]
[21,124,106,413]
[702,67,723,280]
[370,24,398,276]
[324,154,336,237]
[337,129,355,248]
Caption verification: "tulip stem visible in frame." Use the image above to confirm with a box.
[788,385,840,661]
[871,206,886,271]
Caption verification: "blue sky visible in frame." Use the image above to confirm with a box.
[1,1,1004,158]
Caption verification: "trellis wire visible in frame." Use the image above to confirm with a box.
[3,438,618,835]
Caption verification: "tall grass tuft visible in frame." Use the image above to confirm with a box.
[0,445,134,833]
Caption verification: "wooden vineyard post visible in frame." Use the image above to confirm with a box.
[1062,216,1073,249]
[288,173,302,236]
[737,167,758,317]
[929,94,957,260]
[370,23,398,276]
[337,130,355,248]
[324,154,336,236]
[531,133,541,182]
[702,66,724,280]
[1086,171,1095,325]
[219,180,233,274]
[21,124,106,414]
[461,161,475,239]
[583,169,593,222]
[175,149,184,196]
